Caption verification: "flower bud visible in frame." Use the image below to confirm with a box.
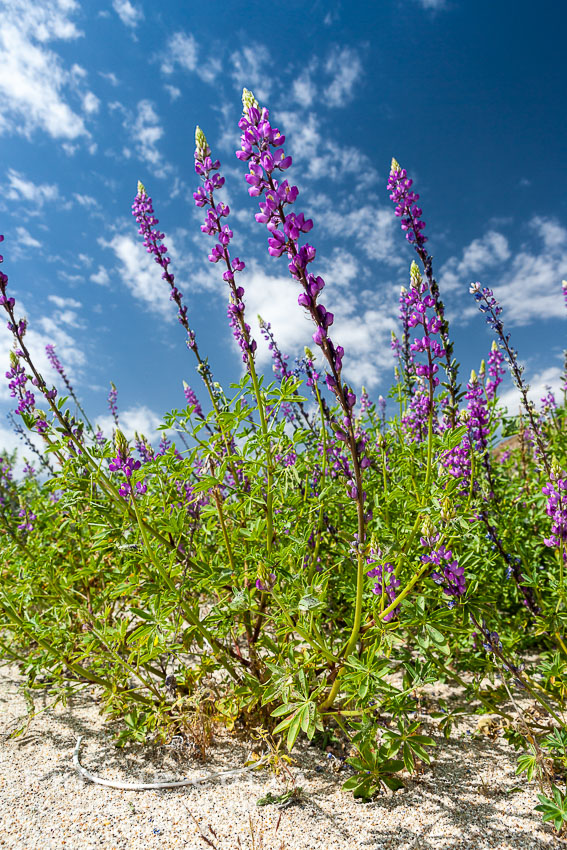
[410,261,422,287]
[390,157,401,174]
[195,125,208,157]
[137,180,146,196]
[242,87,259,115]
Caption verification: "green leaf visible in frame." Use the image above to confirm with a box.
[286,711,302,751]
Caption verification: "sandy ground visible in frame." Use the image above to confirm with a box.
[0,663,563,850]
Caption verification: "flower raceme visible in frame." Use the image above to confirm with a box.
[236,88,369,506]
[193,125,256,366]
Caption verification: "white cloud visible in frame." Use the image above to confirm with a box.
[416,0,447,8]
[230,45,272,103]
[82,91,100,114]
[315,200,402,266]
[498,366,563,416]
[129,100,170,178]
[440,230,511,292]
[6,169,59,206]
[99,70,119,86]
[0,0,92,142]
[0,297,86,407]
[441,217,567,324]
[112,0,143,28]
[73,192,100,209]
[275,111,380,190]
[105,232,177,319]
[164,84,181,101]
[95,405,162,442]
[238,257,398,390]
[14,226,41,249]
[324,47,363,108]
[160,31,220,83]
[161,31,197,74]
[90,265,110,286]
[292,69,317,108]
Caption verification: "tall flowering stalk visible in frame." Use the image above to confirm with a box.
[388,160,459,424]
[193,125,274,554]
[107,382,119,428]
[470,282,551,477]
[236,88,370,701]
[45,343,93,431]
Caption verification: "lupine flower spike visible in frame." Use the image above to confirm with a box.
[237,88,370,512]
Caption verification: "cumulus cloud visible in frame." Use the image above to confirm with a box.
[440,217,567,324]
[112,0,143,28]
[499,365,564,416]
[94,405,162,442]
[0,0,95,142]
[0,299,86,405]
[292,69,317,108]
[324,46,363,107]
[237,256,398,390]
[5,169,59,207]
[160,31,220,83]
[230,45,272,103]
[104,232,177,319]
[416,0,447,8]
[115,99,171,178]
[14,226,41,249]
[90,265,110,286]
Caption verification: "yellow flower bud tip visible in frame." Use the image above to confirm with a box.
[400,285,407,294]
[491,340,499,351]
[242,87,259,115]
[479,359,486,374]
[195,125,207,152]
[563,280,567,290]
[410,261,422,285]
[137,180,146,196]
[304,346,314,359]
[470,369,477,383]
[390,157,400,174]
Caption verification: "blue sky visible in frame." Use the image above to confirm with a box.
[0,0,565,456]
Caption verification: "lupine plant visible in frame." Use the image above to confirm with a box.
[0,92,566,835]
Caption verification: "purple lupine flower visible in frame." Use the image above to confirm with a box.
[540,386,557,419]
[542,464,567,555]
[470,281,552,476]
[420,518,465,602]
[46,343,75,398]
[387,159,427,248]
[5,352,34,415]
[360,386,370,414]
[440,434,472,494]
[134,431,154,463]
[17,507,36,533]
[183,381,204,418]
[485,341,505,400]
[22,461,36,478]
[237,88,367,505]
[132,182,192,336]
[388,162,459,423]
[107,382,119,427]
[465,370,490,453]
[563,280,567,311]
[194,126,257,366]
[109,431,146,499]
[366,545,400,622]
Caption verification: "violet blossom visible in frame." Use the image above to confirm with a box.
[236,89,368,506]
[194,126,256,366]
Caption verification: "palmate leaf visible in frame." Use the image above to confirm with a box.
[535,787,567,832]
